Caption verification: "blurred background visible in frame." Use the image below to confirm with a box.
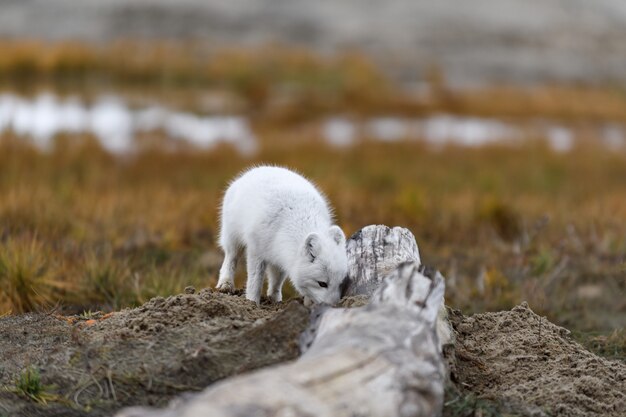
[0,0,624,358]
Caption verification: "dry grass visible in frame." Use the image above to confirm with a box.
[427,84,626,122]
[0,40,624,358]
[2,40,626,123]
[0,40,394,119]
[1,138,625,352]
[0,235,71,313]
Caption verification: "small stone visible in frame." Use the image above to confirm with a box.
[184,286,196,294]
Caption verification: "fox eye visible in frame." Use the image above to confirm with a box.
[317,281,328,288]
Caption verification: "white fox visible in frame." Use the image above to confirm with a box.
[216,166,348,305]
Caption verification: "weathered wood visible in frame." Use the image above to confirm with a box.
[344,225,452,346]
[117,261,446,417]
[343,225,421,297]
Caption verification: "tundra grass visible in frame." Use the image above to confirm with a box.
[0,40,624,359]
[1,40,626,123]
[0,137,625,357]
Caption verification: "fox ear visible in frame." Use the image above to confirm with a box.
[304,233,321,262]
[329,225,345,245]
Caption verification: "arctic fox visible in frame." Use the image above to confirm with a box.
[216,166,348,305]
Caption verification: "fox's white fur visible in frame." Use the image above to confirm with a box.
[216,166,348,305]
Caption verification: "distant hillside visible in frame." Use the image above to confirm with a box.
[2,0,626,86]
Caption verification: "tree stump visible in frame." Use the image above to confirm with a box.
[118,261,446,417]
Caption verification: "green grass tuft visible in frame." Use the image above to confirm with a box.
[10,367,58,404]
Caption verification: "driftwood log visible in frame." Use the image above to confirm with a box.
[118,225,450,417]
[119,262,446,417]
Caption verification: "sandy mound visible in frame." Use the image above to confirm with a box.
[449,303,626,417]
[0,289,310,417]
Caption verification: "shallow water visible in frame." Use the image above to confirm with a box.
[323,115,625,152]
[1,92,624,154]
[0,93,257,154]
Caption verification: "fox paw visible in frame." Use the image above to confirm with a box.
[216,282,235,293]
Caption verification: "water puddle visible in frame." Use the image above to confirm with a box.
[1,92,624,154]
[0,93,257,154]
[323,115,625,152]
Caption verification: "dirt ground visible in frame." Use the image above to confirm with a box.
[447,303,626,417]
[0,291,624,417]
[0,289,310,417]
